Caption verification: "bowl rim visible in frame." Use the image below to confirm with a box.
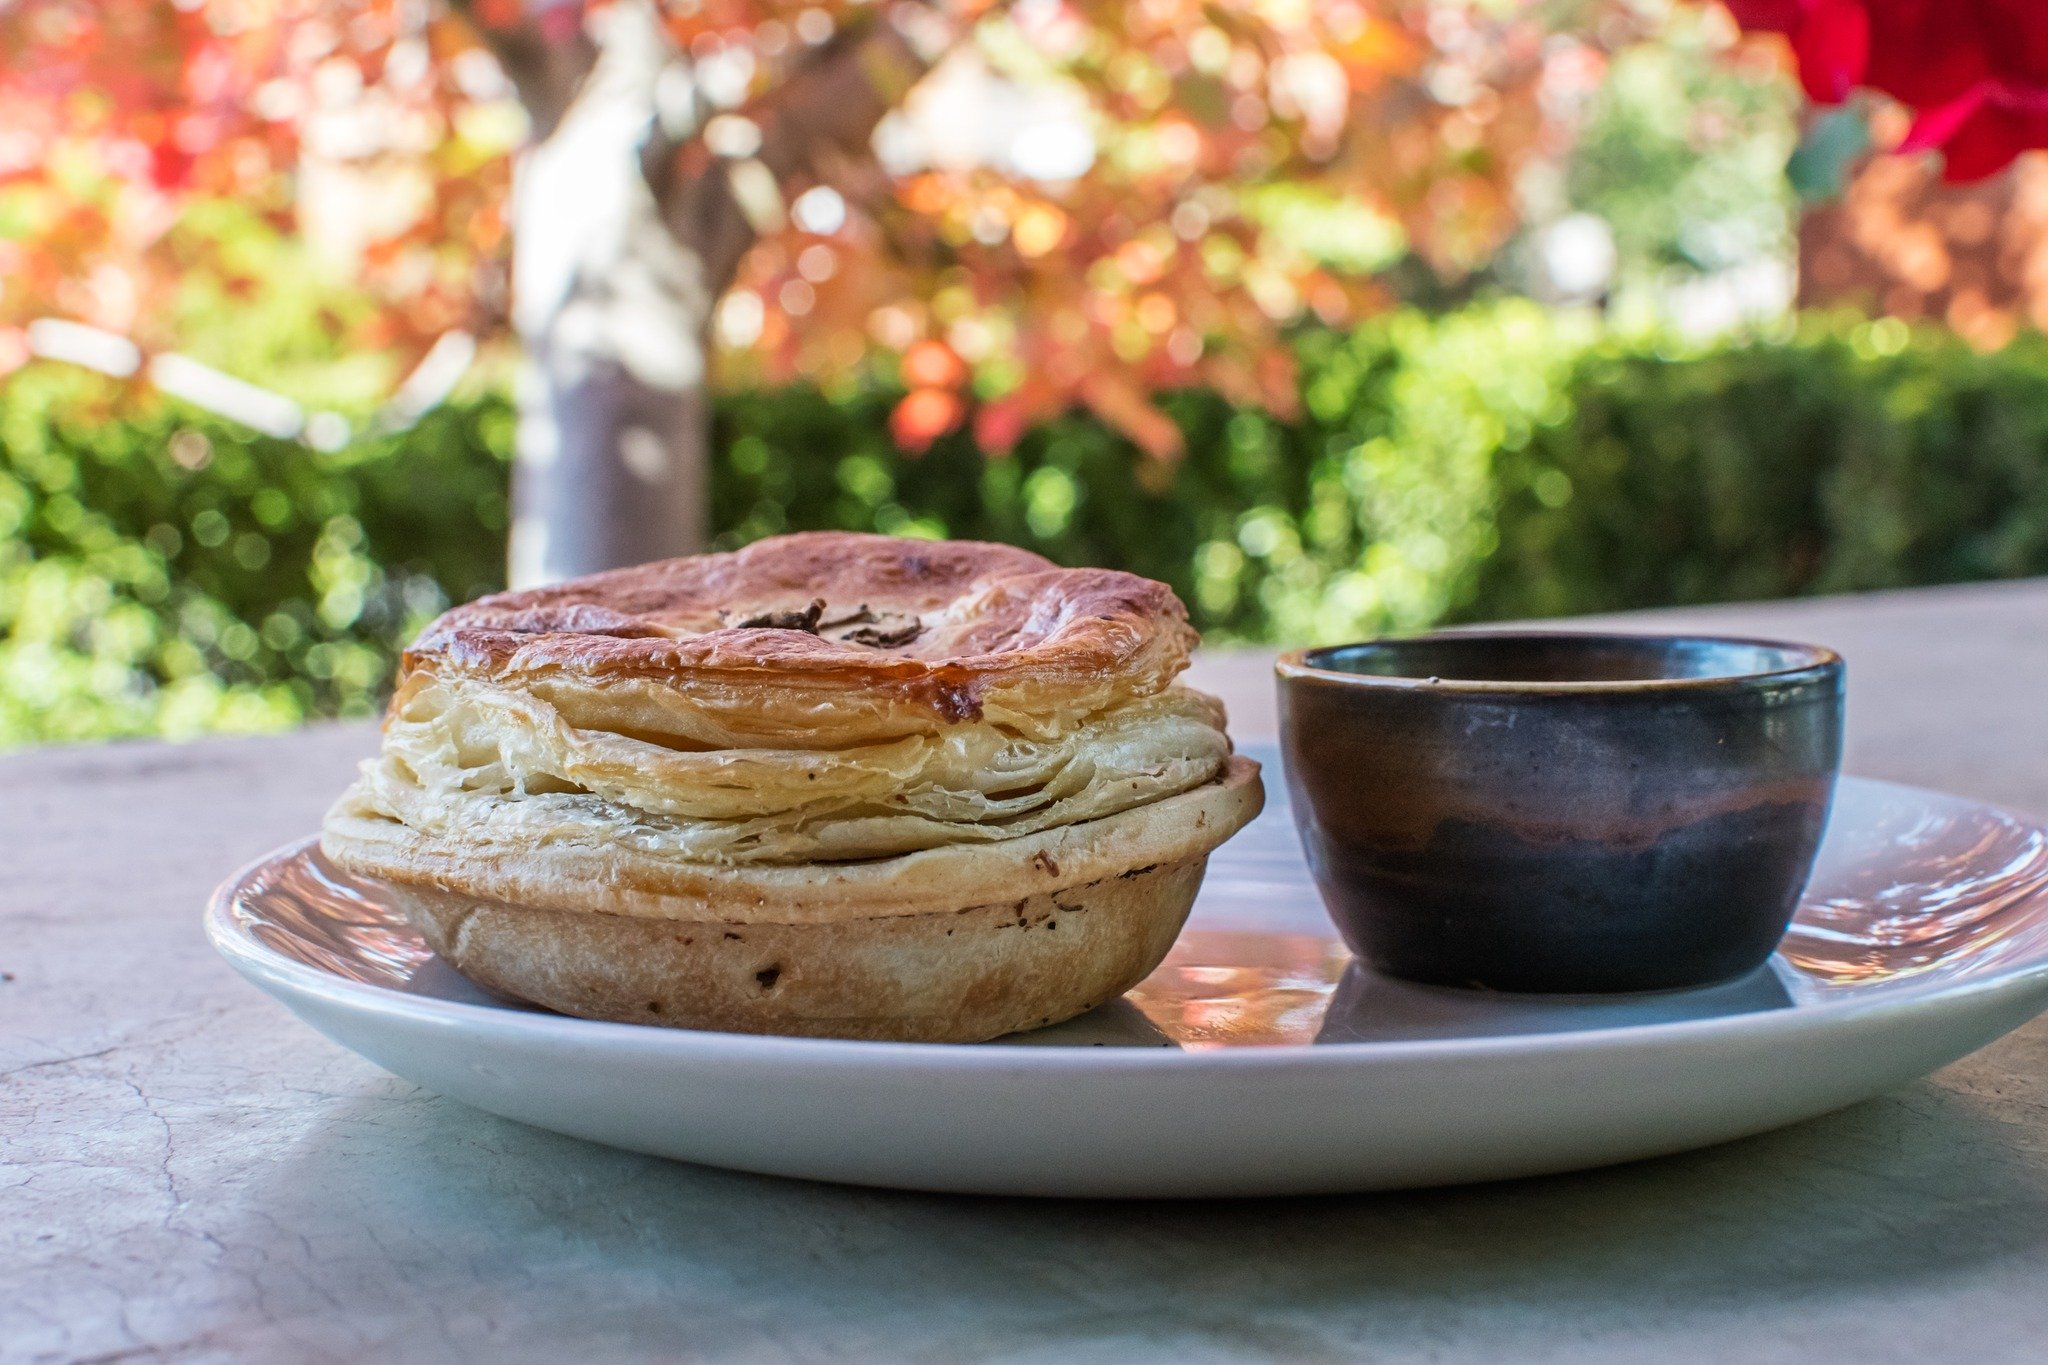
[1274,629,1843,695]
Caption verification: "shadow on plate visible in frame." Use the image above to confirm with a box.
[1313,960,1796,1044]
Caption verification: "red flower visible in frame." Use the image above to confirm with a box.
[1891,84,2048,182]
[1724,0,1870,104]
[1875,0,2048,182]
[1728,0,2048,181]
[1859,1,1992,108]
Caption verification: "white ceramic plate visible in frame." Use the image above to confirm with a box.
[207,750,2048,1197]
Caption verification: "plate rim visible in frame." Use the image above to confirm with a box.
[206,774,2048,1074]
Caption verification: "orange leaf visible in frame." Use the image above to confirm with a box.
[901,339,967,389]
[1257,349,1301,422]
[891,388,964,453]
[1080,373,1184,463]
[473,0,524,31]
[973,388,1052,454]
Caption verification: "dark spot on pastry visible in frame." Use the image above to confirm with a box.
[1117,864,1160,881]
[731,599,825,632]
[1031,851,1061,877]
[726,597,926,648]
[646,1001,663,1014]
[931,682,983,723]
[755,964,782,990]
[1047,920,1057,930]
[840,618,924,648]
[818,604,874,629]
[723,931,743,941]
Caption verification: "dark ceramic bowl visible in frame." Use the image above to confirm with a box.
[1275,632,1845,994]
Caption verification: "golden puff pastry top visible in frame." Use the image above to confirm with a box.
[404,531,1199,744]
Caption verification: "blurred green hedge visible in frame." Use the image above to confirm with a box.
[0,366,511,745]
[6,302,2048,747]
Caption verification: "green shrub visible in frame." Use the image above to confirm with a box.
[7,303,2048,747]
[1475,316,2048,617]
[0,365,510,745]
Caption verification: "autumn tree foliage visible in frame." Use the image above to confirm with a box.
[0,1,510,362]
[2,0,1631,579]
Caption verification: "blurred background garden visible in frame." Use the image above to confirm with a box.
[4,0,2047,746]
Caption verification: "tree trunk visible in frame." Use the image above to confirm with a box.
[511,352,712,586]
[458,0,930,587]
[506,4,718,587]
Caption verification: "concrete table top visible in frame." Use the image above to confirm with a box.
[9,578,2048,1363]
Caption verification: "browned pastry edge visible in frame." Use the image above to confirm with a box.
[399,532,1196,724]
[390,855,1208,1042]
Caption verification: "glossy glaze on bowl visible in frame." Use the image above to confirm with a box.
[1277,633,1845,993]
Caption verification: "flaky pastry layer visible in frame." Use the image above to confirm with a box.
[335,675,1231,865]
[324,755,1263,925]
